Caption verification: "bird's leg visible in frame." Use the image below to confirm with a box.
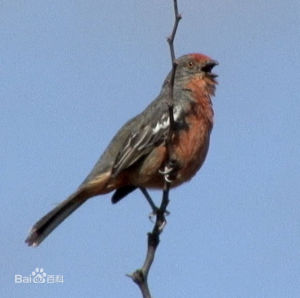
[140,187,158,213]
[139,187,170,221]
[159,158,180,183]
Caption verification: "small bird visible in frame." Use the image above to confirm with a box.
[26,53,218,246]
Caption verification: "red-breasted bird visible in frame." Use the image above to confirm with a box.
[25,53,218,246]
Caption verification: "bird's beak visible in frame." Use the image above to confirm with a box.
[202,60,218,78]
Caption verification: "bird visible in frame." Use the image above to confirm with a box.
[25,53,218,247]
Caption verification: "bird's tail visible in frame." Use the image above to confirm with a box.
[25,188,90,247]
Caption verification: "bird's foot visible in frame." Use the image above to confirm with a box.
[159,159,179,183]
[148,208,170,223]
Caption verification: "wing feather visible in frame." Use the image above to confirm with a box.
[112,117,168,176]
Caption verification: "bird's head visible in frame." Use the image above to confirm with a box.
[175,53,218,82]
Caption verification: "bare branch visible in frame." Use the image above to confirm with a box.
[128,1,181,297]
[167,0,182,139]
[128,189,170,298]
[167,0,182,63]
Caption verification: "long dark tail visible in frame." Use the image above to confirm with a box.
[25,189,90,247]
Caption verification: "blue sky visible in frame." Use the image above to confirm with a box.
[2,1,300,297]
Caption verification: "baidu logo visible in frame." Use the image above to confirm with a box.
[15,267,64,284]
[31,268,47,283]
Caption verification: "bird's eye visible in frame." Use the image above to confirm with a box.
[187,61,194,68]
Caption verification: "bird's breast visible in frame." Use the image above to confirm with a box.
[170,110,212,186]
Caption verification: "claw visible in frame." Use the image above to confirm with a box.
[158,218,167,231]
[159,166,173,175]
[164,209,170,216]
[159,159,179,184]
[148,211,156,223]
[164,174,173,183]
[148,209,170,223]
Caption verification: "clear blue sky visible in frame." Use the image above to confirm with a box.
[2,1,300,297]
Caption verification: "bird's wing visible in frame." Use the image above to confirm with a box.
[112,107,172,176]
[81,95,184,186]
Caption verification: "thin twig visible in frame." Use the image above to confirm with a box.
[163,0,181,228]
[127,190,170,298]
[166,0,182,141]
[128,1,181,297]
